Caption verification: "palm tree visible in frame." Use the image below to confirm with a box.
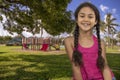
[100,21,106,34]
[103,13,119,47]
[100,21,107,39]
[116,31,120,47]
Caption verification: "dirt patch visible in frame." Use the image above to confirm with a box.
[13,48,66,55]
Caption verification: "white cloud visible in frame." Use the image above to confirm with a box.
[104,15,107,22]
[100,4,109,12]
[59,32,70,38]
[112,8,116,14]
[100,5,117,15]
[100,32,105,39]
[0,23,9,36]
[22,29,51,38]
[1,14,7,23]
[34,29,51,38]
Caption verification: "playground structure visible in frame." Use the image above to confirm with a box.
[22,37,62,51]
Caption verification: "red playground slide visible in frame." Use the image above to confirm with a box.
[40,44,49,51]
[23,43,29,49]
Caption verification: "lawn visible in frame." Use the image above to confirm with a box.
[0,45,120,80]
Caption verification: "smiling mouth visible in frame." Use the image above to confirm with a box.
[81,23,90,26]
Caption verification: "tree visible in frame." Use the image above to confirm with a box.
[116,31,120,47]
[100,21,107,34]
[102,13,119,47]
[0,0,73,36]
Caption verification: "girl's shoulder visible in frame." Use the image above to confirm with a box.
[64,36,74,43]
[64,36,74,47]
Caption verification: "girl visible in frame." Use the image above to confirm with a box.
[64,2,116,80]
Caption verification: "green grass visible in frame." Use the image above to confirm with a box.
[0,45,120,80]
[106,46,120,79]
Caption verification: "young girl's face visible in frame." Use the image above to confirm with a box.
[77,6,97,32]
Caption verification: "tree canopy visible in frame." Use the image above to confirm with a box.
[0,0,74,36]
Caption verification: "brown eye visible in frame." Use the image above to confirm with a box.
[89,16,93,18]
[79,15,84,18]
[81,16,84,18]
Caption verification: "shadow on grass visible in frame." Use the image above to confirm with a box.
[0,52,119,80]
[0,52,8,54]
[0,54,72,80]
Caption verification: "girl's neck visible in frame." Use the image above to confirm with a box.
[79,31,93,39]
[78,31,94,48]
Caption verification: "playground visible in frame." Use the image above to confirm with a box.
[22,37,64,51]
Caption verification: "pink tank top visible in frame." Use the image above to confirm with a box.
[77,35,104,80]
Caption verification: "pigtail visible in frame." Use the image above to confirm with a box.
[72,25,83,66]
[96,24,105,71]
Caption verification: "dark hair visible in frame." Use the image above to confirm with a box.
[73,2,105,71]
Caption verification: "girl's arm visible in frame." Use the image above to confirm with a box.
[64,37,82,80]
[72,62,82,80]
[101,40,112,80]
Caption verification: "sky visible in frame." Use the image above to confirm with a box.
[0,0,120,37]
